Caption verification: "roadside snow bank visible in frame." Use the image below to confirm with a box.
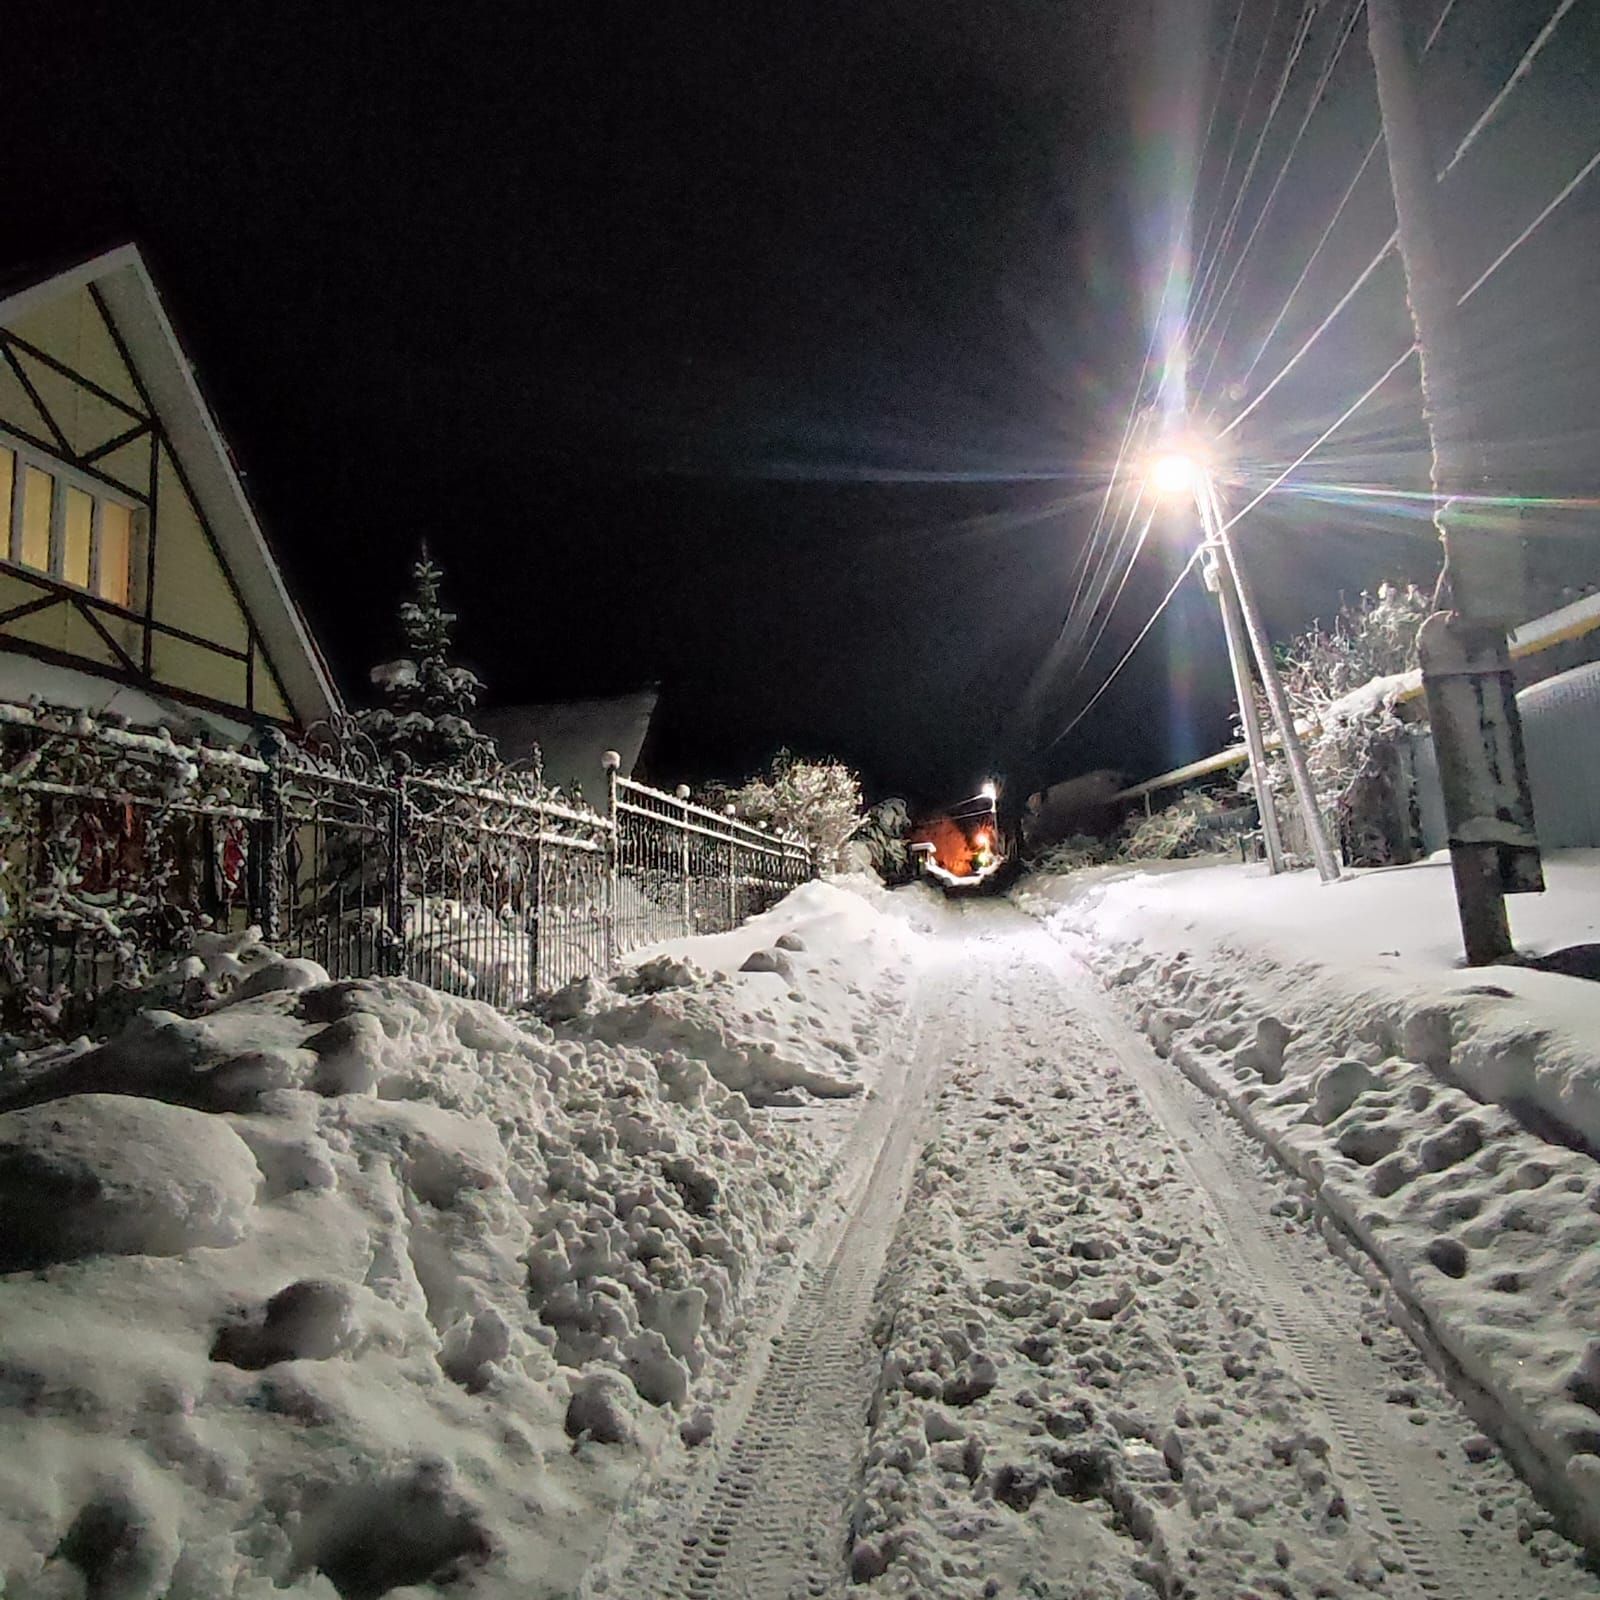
[1018,853,1600,1550]
[0,880,920,1598]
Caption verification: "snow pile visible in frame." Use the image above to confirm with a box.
[1019,852,1600,1550]
[557,876,932,1107]
[0,880,919,1598]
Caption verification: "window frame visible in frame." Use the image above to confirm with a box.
[0,426,143,608]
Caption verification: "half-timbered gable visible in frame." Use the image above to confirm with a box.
[0,246,339,732]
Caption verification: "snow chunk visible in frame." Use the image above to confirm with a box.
[0,1093,259,1269]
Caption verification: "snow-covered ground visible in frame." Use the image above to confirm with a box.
[1019,850,1600,1559]
[0,881,924,1599]
[3,865,1599,1599]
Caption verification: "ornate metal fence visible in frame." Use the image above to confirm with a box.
[0,706,813,1034]
[0,704,263,1033]
[613,774,813,947]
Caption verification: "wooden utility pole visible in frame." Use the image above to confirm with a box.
[1366,0,1542,964]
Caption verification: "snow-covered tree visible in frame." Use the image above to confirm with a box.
[726,750,863,871]
[359,552,496,774]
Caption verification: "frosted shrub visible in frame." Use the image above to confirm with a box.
[1258,583,1430,818]
[1118,792,1224,863]
[725,751,864,872]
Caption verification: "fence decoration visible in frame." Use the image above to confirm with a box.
[0,706,813,1033]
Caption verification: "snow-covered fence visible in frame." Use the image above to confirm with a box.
[0,702,264,1032]
[610,774,814,950]
[0,705,814,1033]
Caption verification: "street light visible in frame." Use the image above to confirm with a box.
[1147,441,1340,884]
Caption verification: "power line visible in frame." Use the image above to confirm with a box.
[1231,0,1458,397]
[1192,0,1366,389]
[1189,4,1318,335]
[1457,139,1600,307]
[1220,234,1396,438]
[1220,344,1419,535]
[1439,0,1582,179]
[1046,548,1204,754]
[1191,0,1286,295]
[1217,0,1578,439]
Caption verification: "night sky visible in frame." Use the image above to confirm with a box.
[4,1,1596,807]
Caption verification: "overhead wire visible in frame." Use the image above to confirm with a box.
[1456,139,1600,307]
[1438,0,1582,179]
[1188,2,1318,336]
[1217,0,1588,443]
[1026,0,1255,708]
[1192,0,1366,392]
[1043,0,1591,757]
[1045,547,1204,754]
[1232,0,1459,396]
[1191,0,1285,295]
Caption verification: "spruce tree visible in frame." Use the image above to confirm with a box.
[360,551,496,772]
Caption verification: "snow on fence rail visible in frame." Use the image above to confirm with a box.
[611,772,813,951]
[0,705,813,1035]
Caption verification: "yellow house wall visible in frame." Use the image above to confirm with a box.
[1,285,301,724]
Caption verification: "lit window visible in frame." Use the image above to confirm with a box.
[19,466,52,572]
[64,486,93,589]
[97,502,133,606]
[1,438,138,606]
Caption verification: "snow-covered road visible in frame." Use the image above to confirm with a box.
[602,903,1600,1600]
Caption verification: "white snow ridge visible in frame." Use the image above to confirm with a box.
[5,869,1600,1599]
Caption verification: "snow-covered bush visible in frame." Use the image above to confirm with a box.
[724,750,863,871]
[849,797,913,883]
[1031,833,1115,875]
[357,551,498,775]
[1117,791,1225,863]
[1258,583,1430,821]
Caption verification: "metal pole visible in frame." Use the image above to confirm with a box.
[675,784,692,938]
[602,750,620,972]
[1196,494,1286,873]
[1366,0,1539,964]
[1204,477,1341,883]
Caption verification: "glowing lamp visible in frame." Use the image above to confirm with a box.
[1149,451,1202,501]
[974,830,990,850]
[979,780,998,802]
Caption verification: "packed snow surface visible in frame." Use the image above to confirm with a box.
[5,864,1600,1599]
[0,881,921,1599]
[1020,850,1600,1553]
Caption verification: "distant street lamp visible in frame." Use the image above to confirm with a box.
[1148,441,1340,883]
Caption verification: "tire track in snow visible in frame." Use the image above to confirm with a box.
[1051,928,1565,1600]
[616,958,967,1600]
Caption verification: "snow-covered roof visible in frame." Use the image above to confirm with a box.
[0,655,256,746]
[477,688,658,796]
[0,244,342,729]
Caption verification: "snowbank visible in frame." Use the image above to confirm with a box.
[0,880,920,1598]
[1019,852,1600,1550]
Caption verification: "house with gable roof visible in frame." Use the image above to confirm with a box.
[0,244,339,739]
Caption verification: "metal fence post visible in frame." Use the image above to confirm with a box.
[255,728,284,944]
[529,798,543,995]
[674,784,692,938]
[602,751,620,972]
[387,764,407,978]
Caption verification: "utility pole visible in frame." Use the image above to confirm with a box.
[1366,0,1542,964]
[1200,477,1340,883]
[1198,539,1286,874]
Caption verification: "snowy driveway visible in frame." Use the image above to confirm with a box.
[602,901,1600,1600]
